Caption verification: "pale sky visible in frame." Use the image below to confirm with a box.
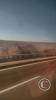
[0,0,56,42]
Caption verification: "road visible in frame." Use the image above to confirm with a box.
[0,57,56,100]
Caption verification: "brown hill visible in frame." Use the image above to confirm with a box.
[0,40,56,62]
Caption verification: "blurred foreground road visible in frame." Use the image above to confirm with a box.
[0,57,56,100]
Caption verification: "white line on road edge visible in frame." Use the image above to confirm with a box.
[0,76,40,94]
[0,59,56,72]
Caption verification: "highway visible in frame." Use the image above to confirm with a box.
[0,57,56,100]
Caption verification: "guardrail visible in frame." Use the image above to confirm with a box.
[0,56,56,69]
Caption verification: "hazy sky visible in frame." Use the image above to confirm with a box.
[0,0,56,42]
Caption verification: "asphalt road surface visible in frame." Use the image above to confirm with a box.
[0,57,56,100]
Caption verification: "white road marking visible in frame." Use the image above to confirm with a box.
[0,59,56,72]
[0,76,40,94]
